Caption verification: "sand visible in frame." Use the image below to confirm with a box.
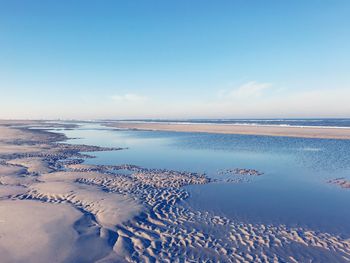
[0,200,82,263]
[108,122,350,139]
[328,178,350,189]
[0,122,141,263]
[1,121,350,262]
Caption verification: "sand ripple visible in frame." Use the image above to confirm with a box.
[67,165,350,262]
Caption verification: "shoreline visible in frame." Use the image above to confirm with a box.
[113,120,350,129]
[1,121,350,262]
[0,122,143,262]
[107,122,350,139]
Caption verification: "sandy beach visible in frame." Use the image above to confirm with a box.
[1,121,350,262]
[108,122,350,139]
[3,1,350,261]
[0,122,142,262]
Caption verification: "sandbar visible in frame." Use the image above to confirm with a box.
[108,122,350,139]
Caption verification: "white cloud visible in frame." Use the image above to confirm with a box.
[219,81,273,100]
[111,93,148,103]
[1,82,349,119]
[196,86,350,118]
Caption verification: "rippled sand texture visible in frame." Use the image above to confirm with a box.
[0,123,140,263]
[0,121,350,262]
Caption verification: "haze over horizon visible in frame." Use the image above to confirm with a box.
[1,0,349,119]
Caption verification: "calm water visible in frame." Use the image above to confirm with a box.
[58,123,350,236]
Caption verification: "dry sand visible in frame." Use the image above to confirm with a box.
[109,122,350,139]
[1,121,350,262]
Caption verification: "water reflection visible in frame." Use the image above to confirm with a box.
[61,124,350,236]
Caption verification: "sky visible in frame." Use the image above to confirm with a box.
[1,0,349,119]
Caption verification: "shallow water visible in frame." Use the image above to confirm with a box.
[61,123,350,236]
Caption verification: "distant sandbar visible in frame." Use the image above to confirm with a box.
[108,122,350,139]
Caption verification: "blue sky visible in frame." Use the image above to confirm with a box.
[1,0,349,119]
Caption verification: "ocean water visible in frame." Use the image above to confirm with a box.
[112,118,350,128]
[60,123,350,236]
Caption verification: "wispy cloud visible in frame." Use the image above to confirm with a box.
[219,81,273,100]
[111,93,148,103]
[197,85,350,118]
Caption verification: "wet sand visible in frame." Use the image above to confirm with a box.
[0,122,141,262]
[328,178,350,189]
[108,122,350,139]
[1,121,350,262]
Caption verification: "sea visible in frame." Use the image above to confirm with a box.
[111,118,350,128]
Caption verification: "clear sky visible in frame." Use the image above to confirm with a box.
[1,0,349,119]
